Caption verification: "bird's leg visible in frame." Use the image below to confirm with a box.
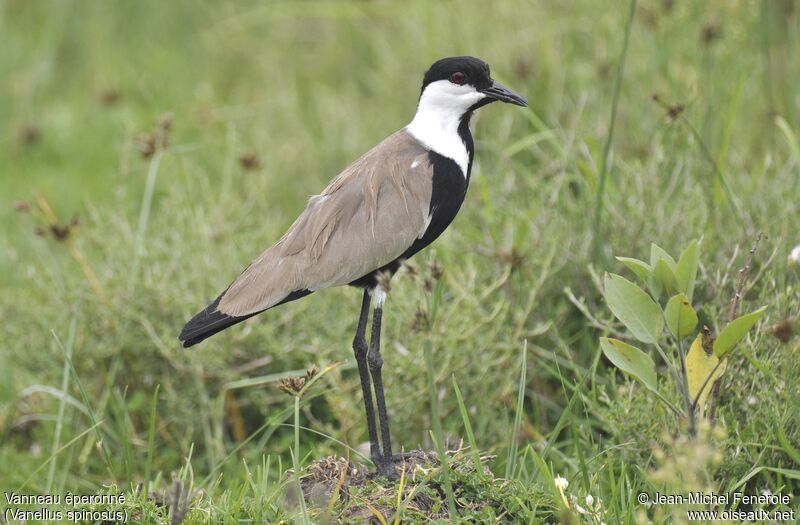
[367,298,398,479]
[352,289,381,467]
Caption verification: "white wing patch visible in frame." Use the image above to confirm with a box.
[418,213,433,239]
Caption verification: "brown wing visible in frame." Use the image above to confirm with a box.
[217,130,432,317]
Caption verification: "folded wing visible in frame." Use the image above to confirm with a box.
[217,130,433,317]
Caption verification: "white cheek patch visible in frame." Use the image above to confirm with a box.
[405,80,484,176]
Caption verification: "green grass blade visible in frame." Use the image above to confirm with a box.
[505,340,527,479]
[46,310,77,493]
[591,0,638,262]
[51,325,115,478]
[129,150,163,289]
[18,421,104,492]
[424,337,458,519]
[144,383,160,490]
[452,376,481,471]
[292,395,309,524]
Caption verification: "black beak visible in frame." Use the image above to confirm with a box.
[481,81,528,107]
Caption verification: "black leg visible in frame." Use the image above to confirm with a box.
[368,304,398,479]
[352,289,381,467]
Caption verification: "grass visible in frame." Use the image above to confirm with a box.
[591,0,637,262]
[2,0,799,523]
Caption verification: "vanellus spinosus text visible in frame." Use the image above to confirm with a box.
[179,56,527,478]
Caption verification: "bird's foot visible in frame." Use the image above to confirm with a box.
[390,451,417,462]
[375,457,400,480]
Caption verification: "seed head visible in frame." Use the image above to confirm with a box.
[411,306,430,332]
[429,259,444,280]
[277,367,318,396]
[769,320,793,343]
[401,261,418,279]
[19,124,41,146]
[277,376,306,396]
[239,153,262,170]
[136,113,174,158]
[97,87,122,106]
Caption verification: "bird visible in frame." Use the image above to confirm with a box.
[179,56,527,478]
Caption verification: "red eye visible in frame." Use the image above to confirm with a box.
[449,72,466,85]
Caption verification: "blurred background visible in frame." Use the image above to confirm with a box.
[1,0,798,521]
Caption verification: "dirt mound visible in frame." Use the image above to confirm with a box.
[296,449,554,524]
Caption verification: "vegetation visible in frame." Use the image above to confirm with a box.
[2,0,798,523]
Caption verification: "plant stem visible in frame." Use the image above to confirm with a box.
[652,342,683,404]
[130,150,163,291]
[680,118,747,227]
[730,233,763,321]
[652,390,683,416]
[293,395,308,524]
[591,0,637,262]
[425,338,458,519]
[505,341,527,478]
[710,233,762,423]
[46,312,77,493]
[676,337,696,437]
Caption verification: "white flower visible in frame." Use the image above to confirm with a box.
[585,494,594,507]
[790,245,800,263]
[574,503,587,515]
[554,475,571,509]
[554,475,569,490]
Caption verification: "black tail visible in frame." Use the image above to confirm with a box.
[178,289,313,348]
[179,292,257,348]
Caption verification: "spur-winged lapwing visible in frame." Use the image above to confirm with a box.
[179,56,527,478]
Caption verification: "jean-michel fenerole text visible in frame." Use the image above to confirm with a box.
[651,491,791,506]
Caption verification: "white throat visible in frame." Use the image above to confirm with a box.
[405,80,486,176]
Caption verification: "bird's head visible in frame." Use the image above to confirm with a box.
[417,56,528,117]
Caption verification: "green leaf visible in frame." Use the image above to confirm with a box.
[665,293,698,339]
[647,274,663,299]
[604,273,663,343]
[675,239,700,301]
[650,243,676,269]
[713,306,768,357]
[616,257,652,282]
[653,259,677,297]
[600,338,658,393]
